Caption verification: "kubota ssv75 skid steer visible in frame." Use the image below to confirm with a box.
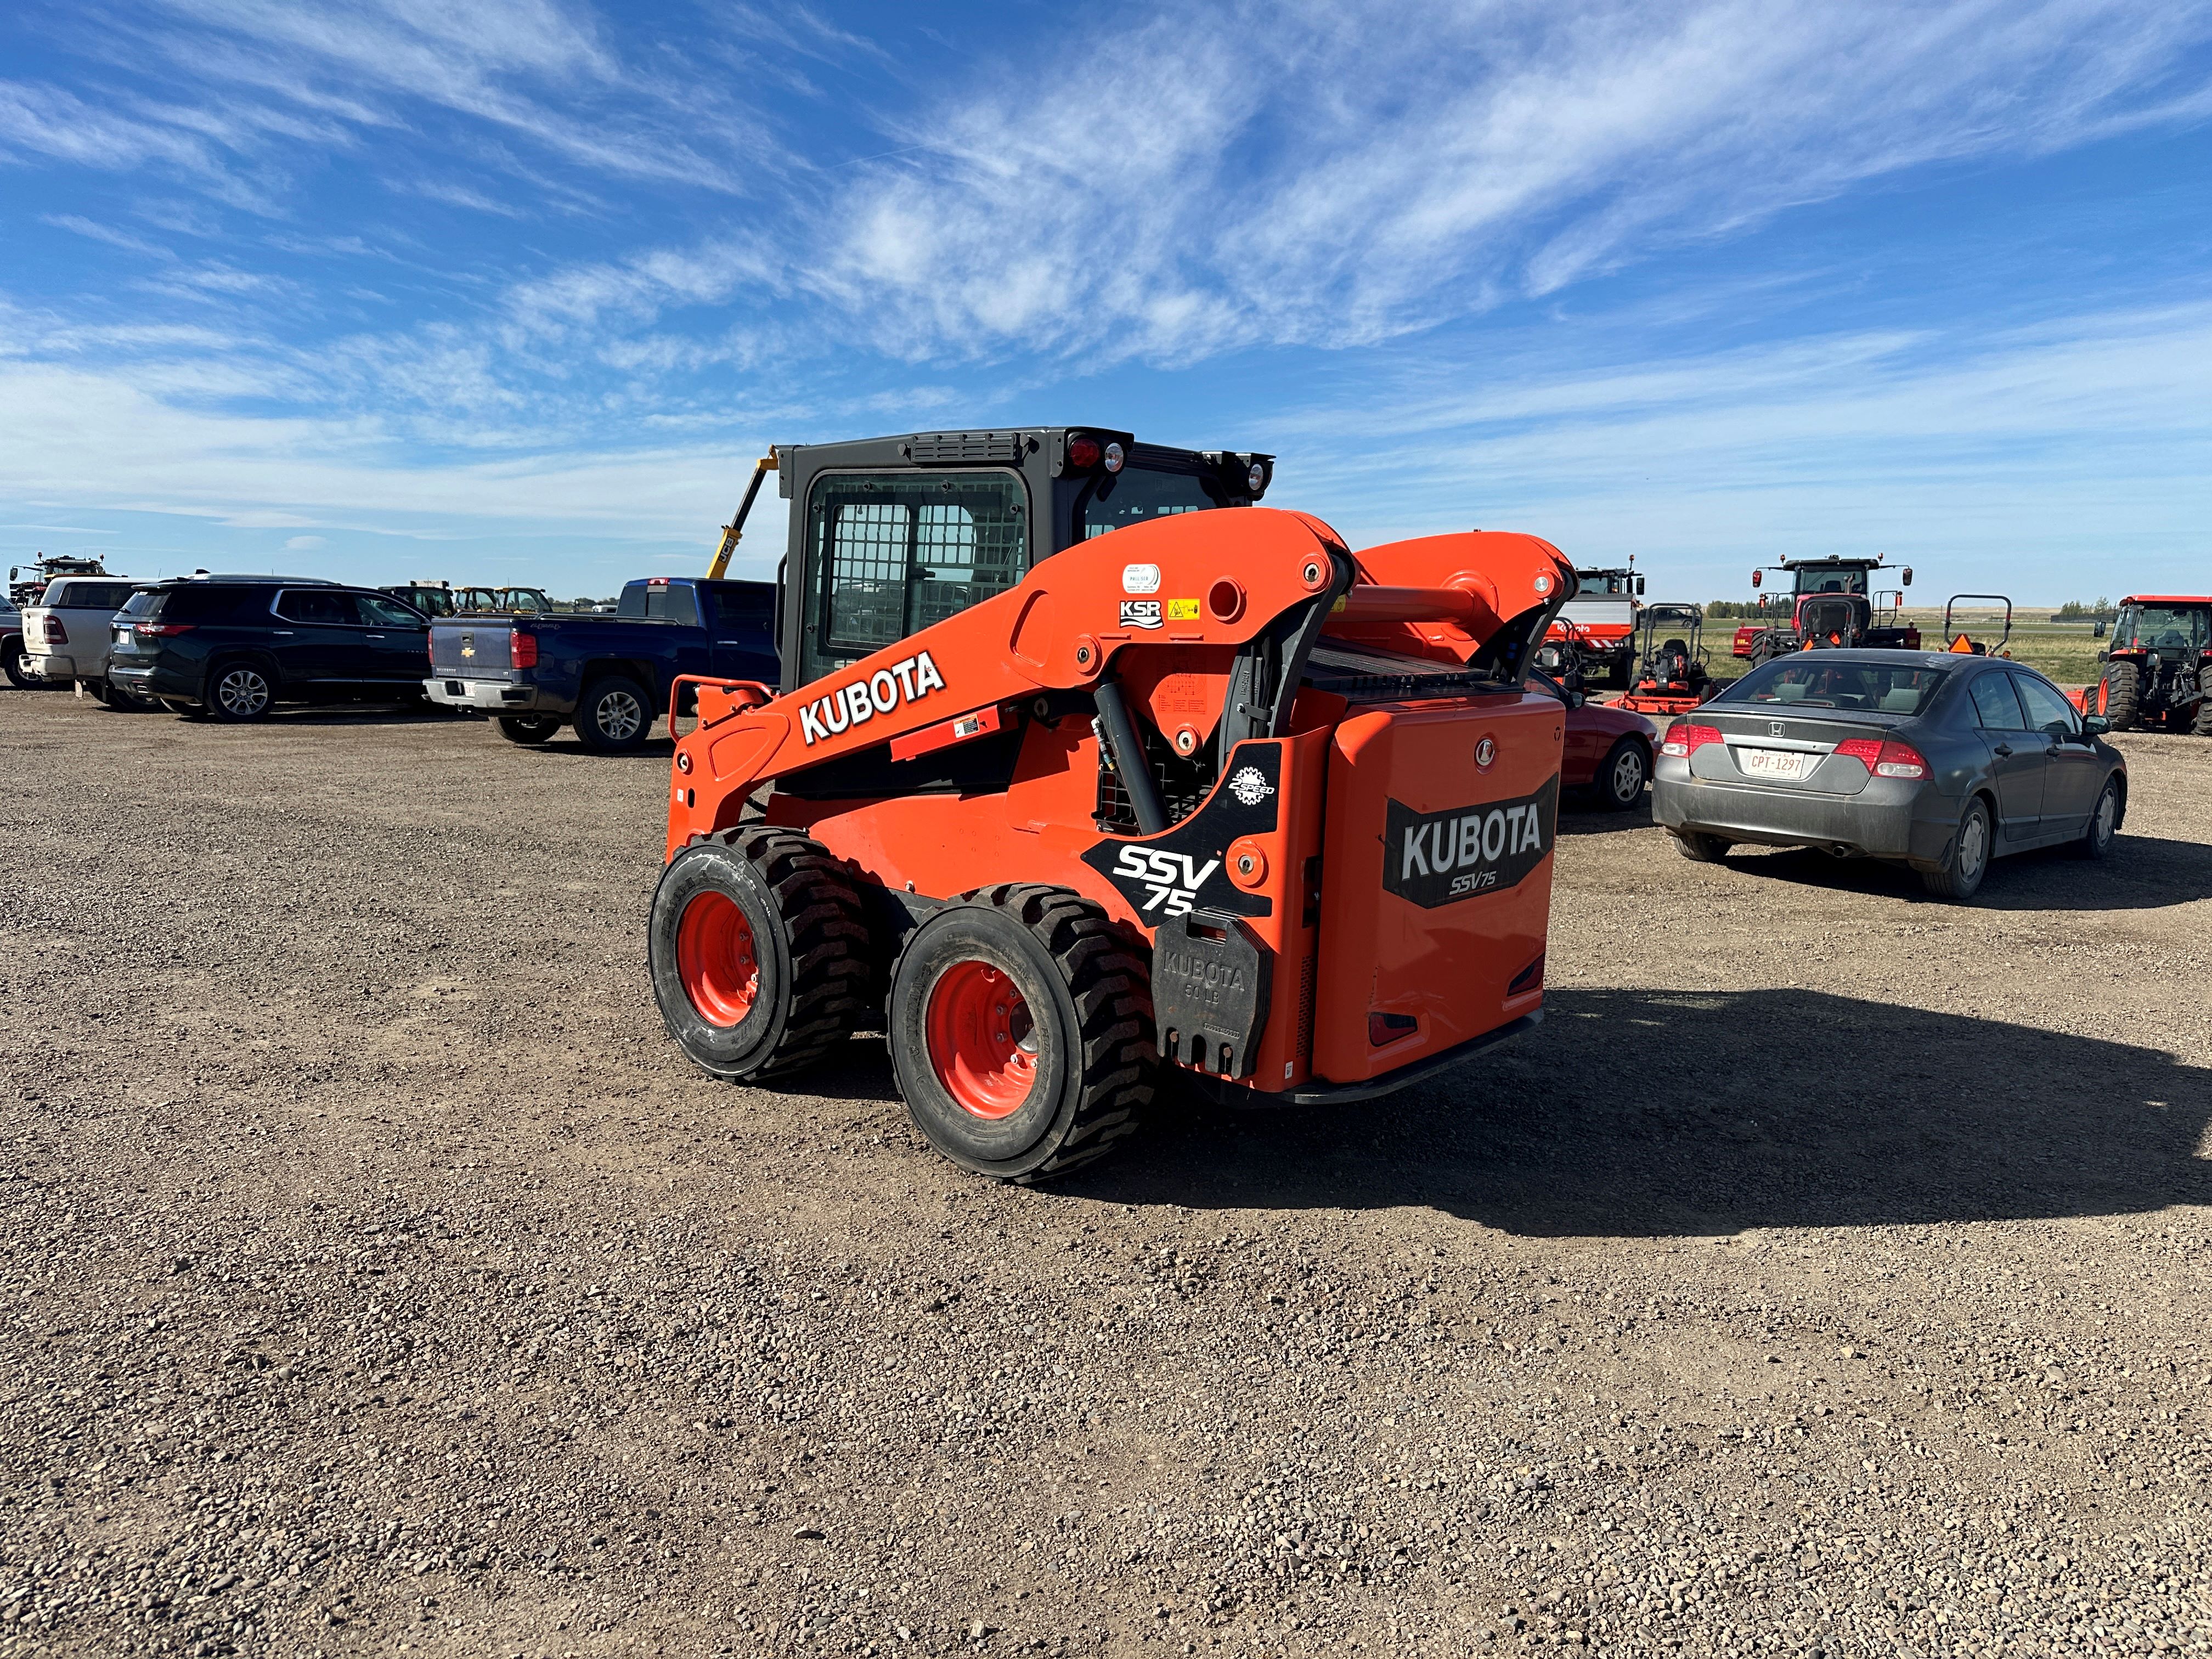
[650,428,1575,1181]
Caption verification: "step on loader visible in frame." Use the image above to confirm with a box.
[649,428,1575,1180]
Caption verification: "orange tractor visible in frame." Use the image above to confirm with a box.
[650,429,1575,1180]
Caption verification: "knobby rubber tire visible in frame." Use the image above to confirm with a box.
[1673,831,1732,863]
[1921,795,1993,901]
[573,675,652,753]
[1595,737,1648,812]
[2100,661,2140,732]
[496,714,561,745]
[650,827,873,1082]
[2193,672,2212,737]
[888,884,1154,1184]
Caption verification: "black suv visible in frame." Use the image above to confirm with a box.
[108,577,433,721]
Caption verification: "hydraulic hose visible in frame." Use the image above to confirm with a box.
[1091,679,1169,835]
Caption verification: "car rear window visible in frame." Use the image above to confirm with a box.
[1717,658,1949,715]
[619,582,700,625]
[47,580,138,611]
[143,585,278,623]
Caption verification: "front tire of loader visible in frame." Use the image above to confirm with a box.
[2098,660,2140,731]
[649,828,874,1082]
[888,884,1154,1183]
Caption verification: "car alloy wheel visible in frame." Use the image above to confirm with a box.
[216,667,271,718]
[1956,805,1988,883]
[594,687,645,742]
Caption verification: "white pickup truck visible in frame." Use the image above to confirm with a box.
[21,575,146,707]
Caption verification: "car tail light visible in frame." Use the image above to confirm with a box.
[1660,721,1722,757]
[1066,436,1102,470]
[1835,737,1927,778]
[136,623,195,637]
[510,629,538,668]
[41,617,67,645]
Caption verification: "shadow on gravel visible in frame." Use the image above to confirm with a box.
[1705,832,2212,911]
[1555,796,1653,836]
[1077,986,2212,1236]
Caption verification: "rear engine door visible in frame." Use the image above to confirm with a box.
[1967,670,2044,840]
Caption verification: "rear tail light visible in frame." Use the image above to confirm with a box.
[1660,721,1722,757]
[136,623,195,637]
[1066,436,1103,470]
[1835,737,1928,778]
[41,617,67,645]
[510,629,538,668]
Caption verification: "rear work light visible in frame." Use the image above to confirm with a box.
[510,629,539,669]
[1660,721,1722,757]
[1834,737,1928,779]
[41,617,67,644]
[135,623,194,637]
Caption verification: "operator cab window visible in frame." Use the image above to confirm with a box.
[803,471,1028,684]
[1077,466,1224,540]
[275,589,360,626]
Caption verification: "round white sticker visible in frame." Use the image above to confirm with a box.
[1121,563,1161,595]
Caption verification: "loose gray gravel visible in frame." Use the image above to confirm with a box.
[3,694,2210,1659]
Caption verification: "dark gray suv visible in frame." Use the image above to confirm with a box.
[1652,650,2126,901]
[108,577,432,722]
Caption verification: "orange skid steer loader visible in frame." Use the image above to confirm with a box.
[651,429,1575,1181]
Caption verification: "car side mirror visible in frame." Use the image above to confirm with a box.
[2082,714,2111,736]
[1564,689,1585,710]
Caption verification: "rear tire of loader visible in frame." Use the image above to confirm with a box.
[888,884,1154,1183]
[650,828,874,1082]
[2098,660,2140,731]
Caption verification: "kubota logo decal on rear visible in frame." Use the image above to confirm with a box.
[798,650,946,745]
[1382,777,1559,907]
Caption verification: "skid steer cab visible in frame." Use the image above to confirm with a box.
[648,427,1575,1182]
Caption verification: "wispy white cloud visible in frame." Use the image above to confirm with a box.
[812,0,2212,360]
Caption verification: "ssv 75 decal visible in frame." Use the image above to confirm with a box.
[1381,776,1559,907]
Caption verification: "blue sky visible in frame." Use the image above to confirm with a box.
[2,1,2209,603]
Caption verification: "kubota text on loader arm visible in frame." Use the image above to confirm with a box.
[650,484,1575,1182]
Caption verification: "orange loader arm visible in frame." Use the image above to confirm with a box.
[668,508,1572,860]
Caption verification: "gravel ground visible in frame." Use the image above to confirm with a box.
[3,693,2210,1659]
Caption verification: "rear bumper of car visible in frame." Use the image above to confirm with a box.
[424,676,546,713]
[27,653,77,679]
[1652,765,1957,869]
[109,660,198,702]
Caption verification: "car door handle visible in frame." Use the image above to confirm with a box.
[1992,744,2012,757]
[364,633,385,639]
[272,630,294,635]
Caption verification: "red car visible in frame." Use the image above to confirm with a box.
[1532,669,1657,810]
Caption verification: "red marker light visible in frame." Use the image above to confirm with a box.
[1066,436,1102,470]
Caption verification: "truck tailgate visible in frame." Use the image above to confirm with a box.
[430,622,512,673]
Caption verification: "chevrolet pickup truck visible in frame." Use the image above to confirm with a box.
[424,575,776,752]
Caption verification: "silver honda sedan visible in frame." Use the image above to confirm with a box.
[1651,650,2128,900]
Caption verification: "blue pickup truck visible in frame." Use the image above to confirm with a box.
[423,576,777,752]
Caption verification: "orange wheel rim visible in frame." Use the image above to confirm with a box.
[676,891,759,1026]
[924,960,1038,1119]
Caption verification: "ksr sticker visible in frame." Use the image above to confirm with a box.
[1120,600,1163,630]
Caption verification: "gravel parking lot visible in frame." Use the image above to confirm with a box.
[4,695,2210,1659]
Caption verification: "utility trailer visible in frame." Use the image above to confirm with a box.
[646,427,1575,1180]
